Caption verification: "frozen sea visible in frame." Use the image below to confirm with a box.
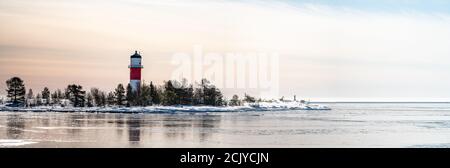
[1,103,450,148]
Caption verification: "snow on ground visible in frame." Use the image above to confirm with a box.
[0,102,330,113]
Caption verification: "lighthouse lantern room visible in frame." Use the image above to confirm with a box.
[129,51,143,92]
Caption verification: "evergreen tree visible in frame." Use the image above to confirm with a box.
[149,82,160,105]
[193,87,204,105]
[175,79,193,105]
[229,95,241,106]
[114,84,126,106]
[215,90,224,106]
[223,98,229,106]
[41,87,50,105]
[51,91,59,105]
[86,93,94,107]
[90,88,101,107]
[26,89,34,107]
[199,79,224,106]
[181,85,194,105]
[156,87,164,105]
[106,92,115,106]
[66,84,86,107]
[205,86,223,106]
[90,88,106,107]
[36,93,42,106]
[243,93,256,103]
[64,88,70,99]
[162,80,178,105]
[126,84,137,106]
[56,89,63,100]
[99,92,107,107]
[26,89,34,100]
[139,82,152,106]
[5,77,26,105]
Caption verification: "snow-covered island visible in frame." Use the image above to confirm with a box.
[1,76,331,113]
[0,101,331,113]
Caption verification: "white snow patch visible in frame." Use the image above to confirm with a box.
[0,102,331,113]
[0,139,37,147]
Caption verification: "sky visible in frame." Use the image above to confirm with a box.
[1,0,450,101]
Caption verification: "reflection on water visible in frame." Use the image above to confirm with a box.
[0,112,223,147]
[6,114,25,139]
[127,116,141,143]
[2,103,450,147]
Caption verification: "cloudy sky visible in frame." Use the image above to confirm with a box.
[1,0,450,101]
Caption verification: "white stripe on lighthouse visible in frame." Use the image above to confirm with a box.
[130,80,140,92]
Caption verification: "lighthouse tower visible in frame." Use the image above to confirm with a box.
[129,51,143,92]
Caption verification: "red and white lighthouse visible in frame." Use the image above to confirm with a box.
[129,51,143,92]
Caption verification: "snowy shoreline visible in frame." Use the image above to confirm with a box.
[0,102,331,113]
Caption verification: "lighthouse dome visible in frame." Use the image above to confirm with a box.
[131,51,142,58]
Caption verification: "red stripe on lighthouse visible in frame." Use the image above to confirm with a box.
[130,68,141,80]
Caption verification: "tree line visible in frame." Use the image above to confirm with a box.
[3,77,256,107]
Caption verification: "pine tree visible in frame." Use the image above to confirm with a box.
[175,79,193,105]
[151,82,159,105]
[156,87,164,105]
[204,86,223,106]
[193,87,204,105]
[139,82,152,106]
[56,89,63,100]
[26,88,34,107]
[197,79,224,106]
[51,91,59,105]
[5,77,26,105]
[36,93,42,106]
[162,80,178,105]
[126,84,136,106]
[114,84,126,106]
[64,88,70,99]
[90,88,101,107]
[229,95,241,106]
[66,84,86,107]
[214,90,224,106]
[100,92,106,107]
[243,93,256,103]
[106,92,115,106]
[89,88,107,107]
[26,89,34,100]
[149,82,160,105]
[86,93,94,107]
[41,87,50,106]
[182,85,194,105]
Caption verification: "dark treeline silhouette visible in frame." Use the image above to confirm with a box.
[5,77,26,106]
[66,84,86,107]
[3,77,242,107]
[125,78,224,107]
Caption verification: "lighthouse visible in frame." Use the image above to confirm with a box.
[129,51,143,92]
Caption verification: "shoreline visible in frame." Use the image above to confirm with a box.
[0,104,331,113]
